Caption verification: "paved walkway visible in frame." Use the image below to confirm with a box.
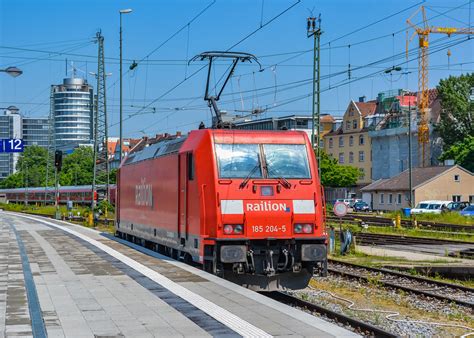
[0,212,357,337]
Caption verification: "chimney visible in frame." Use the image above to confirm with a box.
[359,96,366,103]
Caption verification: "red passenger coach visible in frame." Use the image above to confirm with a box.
[116,129,327,290]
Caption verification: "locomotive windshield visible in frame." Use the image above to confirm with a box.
[264,144,310,179]
[215,143,311,179]
[215,144,263,178]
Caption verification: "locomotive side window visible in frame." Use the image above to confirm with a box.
[263,144,311,179]
[187,152,195,180]
[215,144,263,178]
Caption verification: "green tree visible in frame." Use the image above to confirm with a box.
[319,151,359,187]
[0,145,52,188]
[439,136,474,172]
[436,73,474,148]
[59,146,94,186]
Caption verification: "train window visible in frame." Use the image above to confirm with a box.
[187,152,195,180]
[263,144,311,179]
[215,144,262,178]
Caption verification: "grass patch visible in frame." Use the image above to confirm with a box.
[327,221,474,243]
[0,202,115,234]
[382,210,474,226]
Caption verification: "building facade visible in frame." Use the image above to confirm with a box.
[53,77,94,152]
[361,165,474,211]
[323,99,377,186]
[22,117,50,148]
[370,89,442,180]
[0,108,22,180]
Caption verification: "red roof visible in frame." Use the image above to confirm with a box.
[355,101,377,117]
[321,115,335,123]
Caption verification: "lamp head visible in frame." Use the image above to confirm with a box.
[120,9,132,14]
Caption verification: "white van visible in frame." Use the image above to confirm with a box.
[410,200,452,214]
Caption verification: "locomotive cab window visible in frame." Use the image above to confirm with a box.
[215,144,262,178]
[263,144,311,179]
[215,143,311,179]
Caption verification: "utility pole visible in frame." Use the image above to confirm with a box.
[408,100,413,208]
[92,30,110,217]
[307,15,322,178]
[54,150,62,219]
[45,85,55,205]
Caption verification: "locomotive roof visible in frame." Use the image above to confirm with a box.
[123,135,188,166]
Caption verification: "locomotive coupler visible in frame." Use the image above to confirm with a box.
[246,250,255,273]
[263,250,276,275]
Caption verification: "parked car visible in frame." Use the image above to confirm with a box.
[446,201,470,212]
[410,200,452,215]
[335,198,352,206]
[349,199,362,208]
[460,205,474,217]
[353,201,370,212]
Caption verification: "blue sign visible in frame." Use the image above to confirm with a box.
[3,139,24,153]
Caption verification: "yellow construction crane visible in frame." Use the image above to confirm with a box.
[406,5,474,167]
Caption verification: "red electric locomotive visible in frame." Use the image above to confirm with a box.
[116,129,327,290]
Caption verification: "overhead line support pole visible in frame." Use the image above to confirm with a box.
[307,15,322,178]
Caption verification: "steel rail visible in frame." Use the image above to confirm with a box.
[265,291,397,338]
[328,260,474,309]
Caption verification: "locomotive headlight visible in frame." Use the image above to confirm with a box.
[223,224,234,234]
[294,224,303,233]
[294,223,313,234]
[223,224,244,235]
[233,224,243,234]
[302,224,313,234]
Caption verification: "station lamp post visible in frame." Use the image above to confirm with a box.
[0,66,23,77]
[119,8,132,164]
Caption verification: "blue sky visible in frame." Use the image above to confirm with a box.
[1,0,473,138]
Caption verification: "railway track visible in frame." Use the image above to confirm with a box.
[327,260,474,309]
[349,232,472,246]
[327,214,474,232]
[265,291,397,338]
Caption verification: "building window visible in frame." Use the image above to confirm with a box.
[349,136,354,146]
[452,195,461,202]
[346,121,350,130]
[470,195,474,204]
[339,136,344,147]
[388,194,393,204]
[353,120,357,129]
[380,193,384,204]
[359,135,365,145]
[339,153,344,164]
[359,168,365,179]
[349,152,354,163]
[397,193,402,204]
[329,138,333,148]
[454,174,460,182]
[349,109,354,117]
[359,151,365,162]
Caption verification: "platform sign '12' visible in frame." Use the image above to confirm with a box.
[0,139,24,153]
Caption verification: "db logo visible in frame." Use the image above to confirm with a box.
[246,201,290,212]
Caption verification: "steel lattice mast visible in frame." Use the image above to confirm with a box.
[92,31,109,210]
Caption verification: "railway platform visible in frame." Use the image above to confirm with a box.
[0,211,357,337]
